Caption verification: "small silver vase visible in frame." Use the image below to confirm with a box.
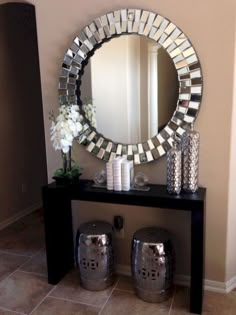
[167,141,182,194]
[182,123,200,193]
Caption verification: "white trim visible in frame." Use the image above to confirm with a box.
[225,275,236,293]
[0,202,42,231]
[204,279,226,293]
[174,275,229,294]
[115,264,236,294]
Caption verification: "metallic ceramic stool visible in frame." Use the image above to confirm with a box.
[76,221,115,291]
[131,227,175,303]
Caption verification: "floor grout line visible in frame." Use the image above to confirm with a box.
[0,250,32,258]
[114,287,134,293]
[30,247,45,258]
[45,282,58,298]
[0,211,50,314]
[0,258,33,287]
[16,248,46,274]
[0,251,47,288]
[98,277,119,315]
[16,270,48,278]
[115,276,121,288]
[28,286,56,315]
[168,286,177,315]
[48,295,102,309]
[0,305,27,315]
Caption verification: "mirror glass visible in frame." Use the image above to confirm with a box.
[59,8,203,164]
[80,35,179,144]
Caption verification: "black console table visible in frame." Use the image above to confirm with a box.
[42,179,206,314]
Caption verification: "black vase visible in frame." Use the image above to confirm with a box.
[53,174,81,186]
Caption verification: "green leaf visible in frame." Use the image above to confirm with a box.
[54,168,65,177]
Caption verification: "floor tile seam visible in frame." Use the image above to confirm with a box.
[8,269,48,280]
[0,250,32,258]
[0,259,33,287]
[16,269,48,278]
[115,276,121,288]
[47,295,102,310]
[114,288,134,294]
[28,285,56,315]
[16,254,40,273]
[114,287,176,312]
[44,281,60,300]
[0,305,26,315]
[98,278,119,315]
[168,286,177,315]
[30,247,45,258]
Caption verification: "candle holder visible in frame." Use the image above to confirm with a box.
[182,123,200,193]
[167,141,182,195]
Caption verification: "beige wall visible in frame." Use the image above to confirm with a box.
[0,1,47,223]
[19,0,236,282]
[226,21,236,282]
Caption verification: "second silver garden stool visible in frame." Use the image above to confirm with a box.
[76,221,115,291]
[131,227,175,303]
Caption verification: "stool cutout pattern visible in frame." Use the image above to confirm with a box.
[76,221,115,291]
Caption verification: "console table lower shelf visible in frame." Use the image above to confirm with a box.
[42,179,206,314]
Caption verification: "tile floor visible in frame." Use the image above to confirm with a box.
[0,211,236,315]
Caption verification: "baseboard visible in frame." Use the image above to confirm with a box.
[0,202,42,231]
[204,279,227,293]
[225,275,236,293]
[115,264,236,294]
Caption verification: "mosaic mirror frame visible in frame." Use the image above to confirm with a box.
[58,9,203,164]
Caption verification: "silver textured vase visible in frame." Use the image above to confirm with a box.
[182,123,200,193]
[167,141,181,194]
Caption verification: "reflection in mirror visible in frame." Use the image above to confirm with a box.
[80,35,179,144]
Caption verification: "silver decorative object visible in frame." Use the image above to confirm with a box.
[75,221,115,291]
[93,169,106,187]
[133,172,149,191]
[167,141,182,194]
[131,227,175,303]
[59,9,203,164]
[182,123,200,193]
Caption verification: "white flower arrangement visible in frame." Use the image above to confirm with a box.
[49,104,84,180]
[82,103,97,128]
[50,104,83,153]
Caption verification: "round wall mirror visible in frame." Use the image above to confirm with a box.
[80,35,179,144]
[59,9,203,164]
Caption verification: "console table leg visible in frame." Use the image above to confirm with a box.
[42,186,74,284]
[190,208,204,314]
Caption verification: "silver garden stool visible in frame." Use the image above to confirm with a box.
[76,221,115,291]
[131,227,175,303]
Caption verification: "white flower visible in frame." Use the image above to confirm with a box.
[50,105,83,153]
[82,103,96,128]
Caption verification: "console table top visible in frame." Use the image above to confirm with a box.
[45,179,206,211]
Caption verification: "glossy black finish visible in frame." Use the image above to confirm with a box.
[42,185,74,284]
[0,3,48,205]
[42,179,206,314]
